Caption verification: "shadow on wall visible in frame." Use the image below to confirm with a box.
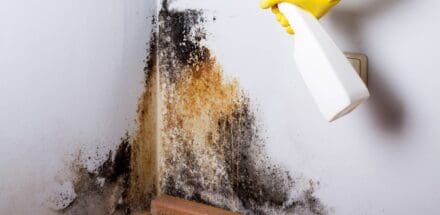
[327,0,406,135]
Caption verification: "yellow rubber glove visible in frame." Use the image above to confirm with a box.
[260,0,340,34]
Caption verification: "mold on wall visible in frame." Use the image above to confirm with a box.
[127,27,159,211]
[57,26,160,214]
[156,1,327,214]
[61,135,132,214]
[56,1,327,214]
[3,0,440,214]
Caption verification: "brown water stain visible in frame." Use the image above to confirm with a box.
[126,30,158,211]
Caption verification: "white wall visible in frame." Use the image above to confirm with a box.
[0,0,154,213]
[173,0,440,214]
[2,0,440,214]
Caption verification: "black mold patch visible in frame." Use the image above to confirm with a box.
[218,102,327,214]
[143,16,157,85]
[158,0,210,83]
[62,135,132,215]
[97,136,131,184]
[218,102,292,211]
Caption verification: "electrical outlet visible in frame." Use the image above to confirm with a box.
[345,53,368,85]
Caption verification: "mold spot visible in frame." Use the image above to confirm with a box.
[59,19,159,214]
[158,0,209,84]
[61,134,132,215]
[157,2,328,214]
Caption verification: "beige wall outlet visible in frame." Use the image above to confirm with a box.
[345,53,368,85]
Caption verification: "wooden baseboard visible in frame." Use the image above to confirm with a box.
[151,195,239,215]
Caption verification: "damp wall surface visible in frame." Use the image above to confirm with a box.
[166,0,440,214]
[0,0,155,213]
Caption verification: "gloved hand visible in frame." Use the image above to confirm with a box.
[260,0,340,34]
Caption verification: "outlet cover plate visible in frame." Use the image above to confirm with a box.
[345,52,368,85]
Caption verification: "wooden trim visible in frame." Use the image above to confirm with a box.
[151,195,239,215]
